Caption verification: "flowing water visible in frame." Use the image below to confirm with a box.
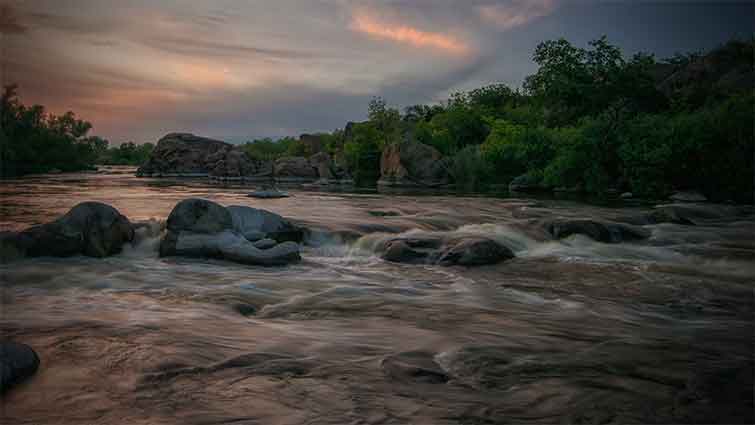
[1,167,753,424]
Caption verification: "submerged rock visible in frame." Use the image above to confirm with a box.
[437,237,516,266]
[247,189,290,199]
[1,341,40,393]
[542,219,650,243]
[382,351,449,384]
[1,202,134,259]
[670,191,707,203]
[377,235,513,267]
[159,199,301,266]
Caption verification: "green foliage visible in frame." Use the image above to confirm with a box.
[524,36,664,126]
[242,136,301,160]
[343,122,381,186]
[99,141,154,166]
[450,145,492,191]
[1,84,100,177]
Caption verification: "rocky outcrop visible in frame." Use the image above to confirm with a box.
[137,133,234,177]
[138,133,350,182]
[377,235,514,266]
[656,40,754,98]
[1,341,40,393]
[542,219,650,243]
[274,156,318,181]
[378,141,450,187]
[1,202,134,260]
[159,199,301,266]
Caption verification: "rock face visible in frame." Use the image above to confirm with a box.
[0,202,134,260]
[138,133,348,182]
[137,133,234,177]
[274,156,318,181]
[542,219,650,243]
[1,341,40,393]
[379,141,450,187]
[159,199,301,266]
[377,235,514,267]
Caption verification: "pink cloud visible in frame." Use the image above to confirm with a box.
[350,12,469,55]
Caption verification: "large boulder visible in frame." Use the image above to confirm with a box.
[165,198,233,234]
[377,235,514,267]
[210,146,271,179]
[227,205,303,243]
[274,156,318,181]
[1,202,134,259]
[378,141,450,187]
[159,199,301,266]
[136,133,232,177]
[437,237,516,266]
[1,341,40,393]
[309,152,335,180]
[542,219,650,243]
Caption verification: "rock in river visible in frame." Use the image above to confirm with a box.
[542,219,650,243]
[377,235,514,267]
[1,341,40,393]
[1,202,134,260]
[159,199,301,266]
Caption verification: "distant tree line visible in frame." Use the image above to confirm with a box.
[250,37,752,202]
[2,37,752,203]
[0,84,154,177]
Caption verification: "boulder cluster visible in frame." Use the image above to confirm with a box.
[136,133,350,183]
[159,199,303,266]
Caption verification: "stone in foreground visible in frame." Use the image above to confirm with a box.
[159,199,301,266]
[377,235,514,267]
[1,202,134,260]
[1,341,40,393]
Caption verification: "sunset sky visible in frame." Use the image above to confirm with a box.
[2,1,752,144]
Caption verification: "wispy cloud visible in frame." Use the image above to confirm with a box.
[478,0,557,30]
[350,12,469,55]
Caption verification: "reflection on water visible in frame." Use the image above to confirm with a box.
[1,168,753,424]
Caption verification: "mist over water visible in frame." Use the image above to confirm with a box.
[1,168,753,424]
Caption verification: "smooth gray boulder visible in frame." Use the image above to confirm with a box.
[166,198,233,234]
[247,189,290,199]
[227,205,303,243]
[159,199,301,266]
[1,341,40,393]
[1,202,134,259]
[253,238,277,250]
[168,230,300,266]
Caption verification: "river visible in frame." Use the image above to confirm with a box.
[1,167,753,424]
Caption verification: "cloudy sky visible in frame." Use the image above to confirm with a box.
[1,0,751,144]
